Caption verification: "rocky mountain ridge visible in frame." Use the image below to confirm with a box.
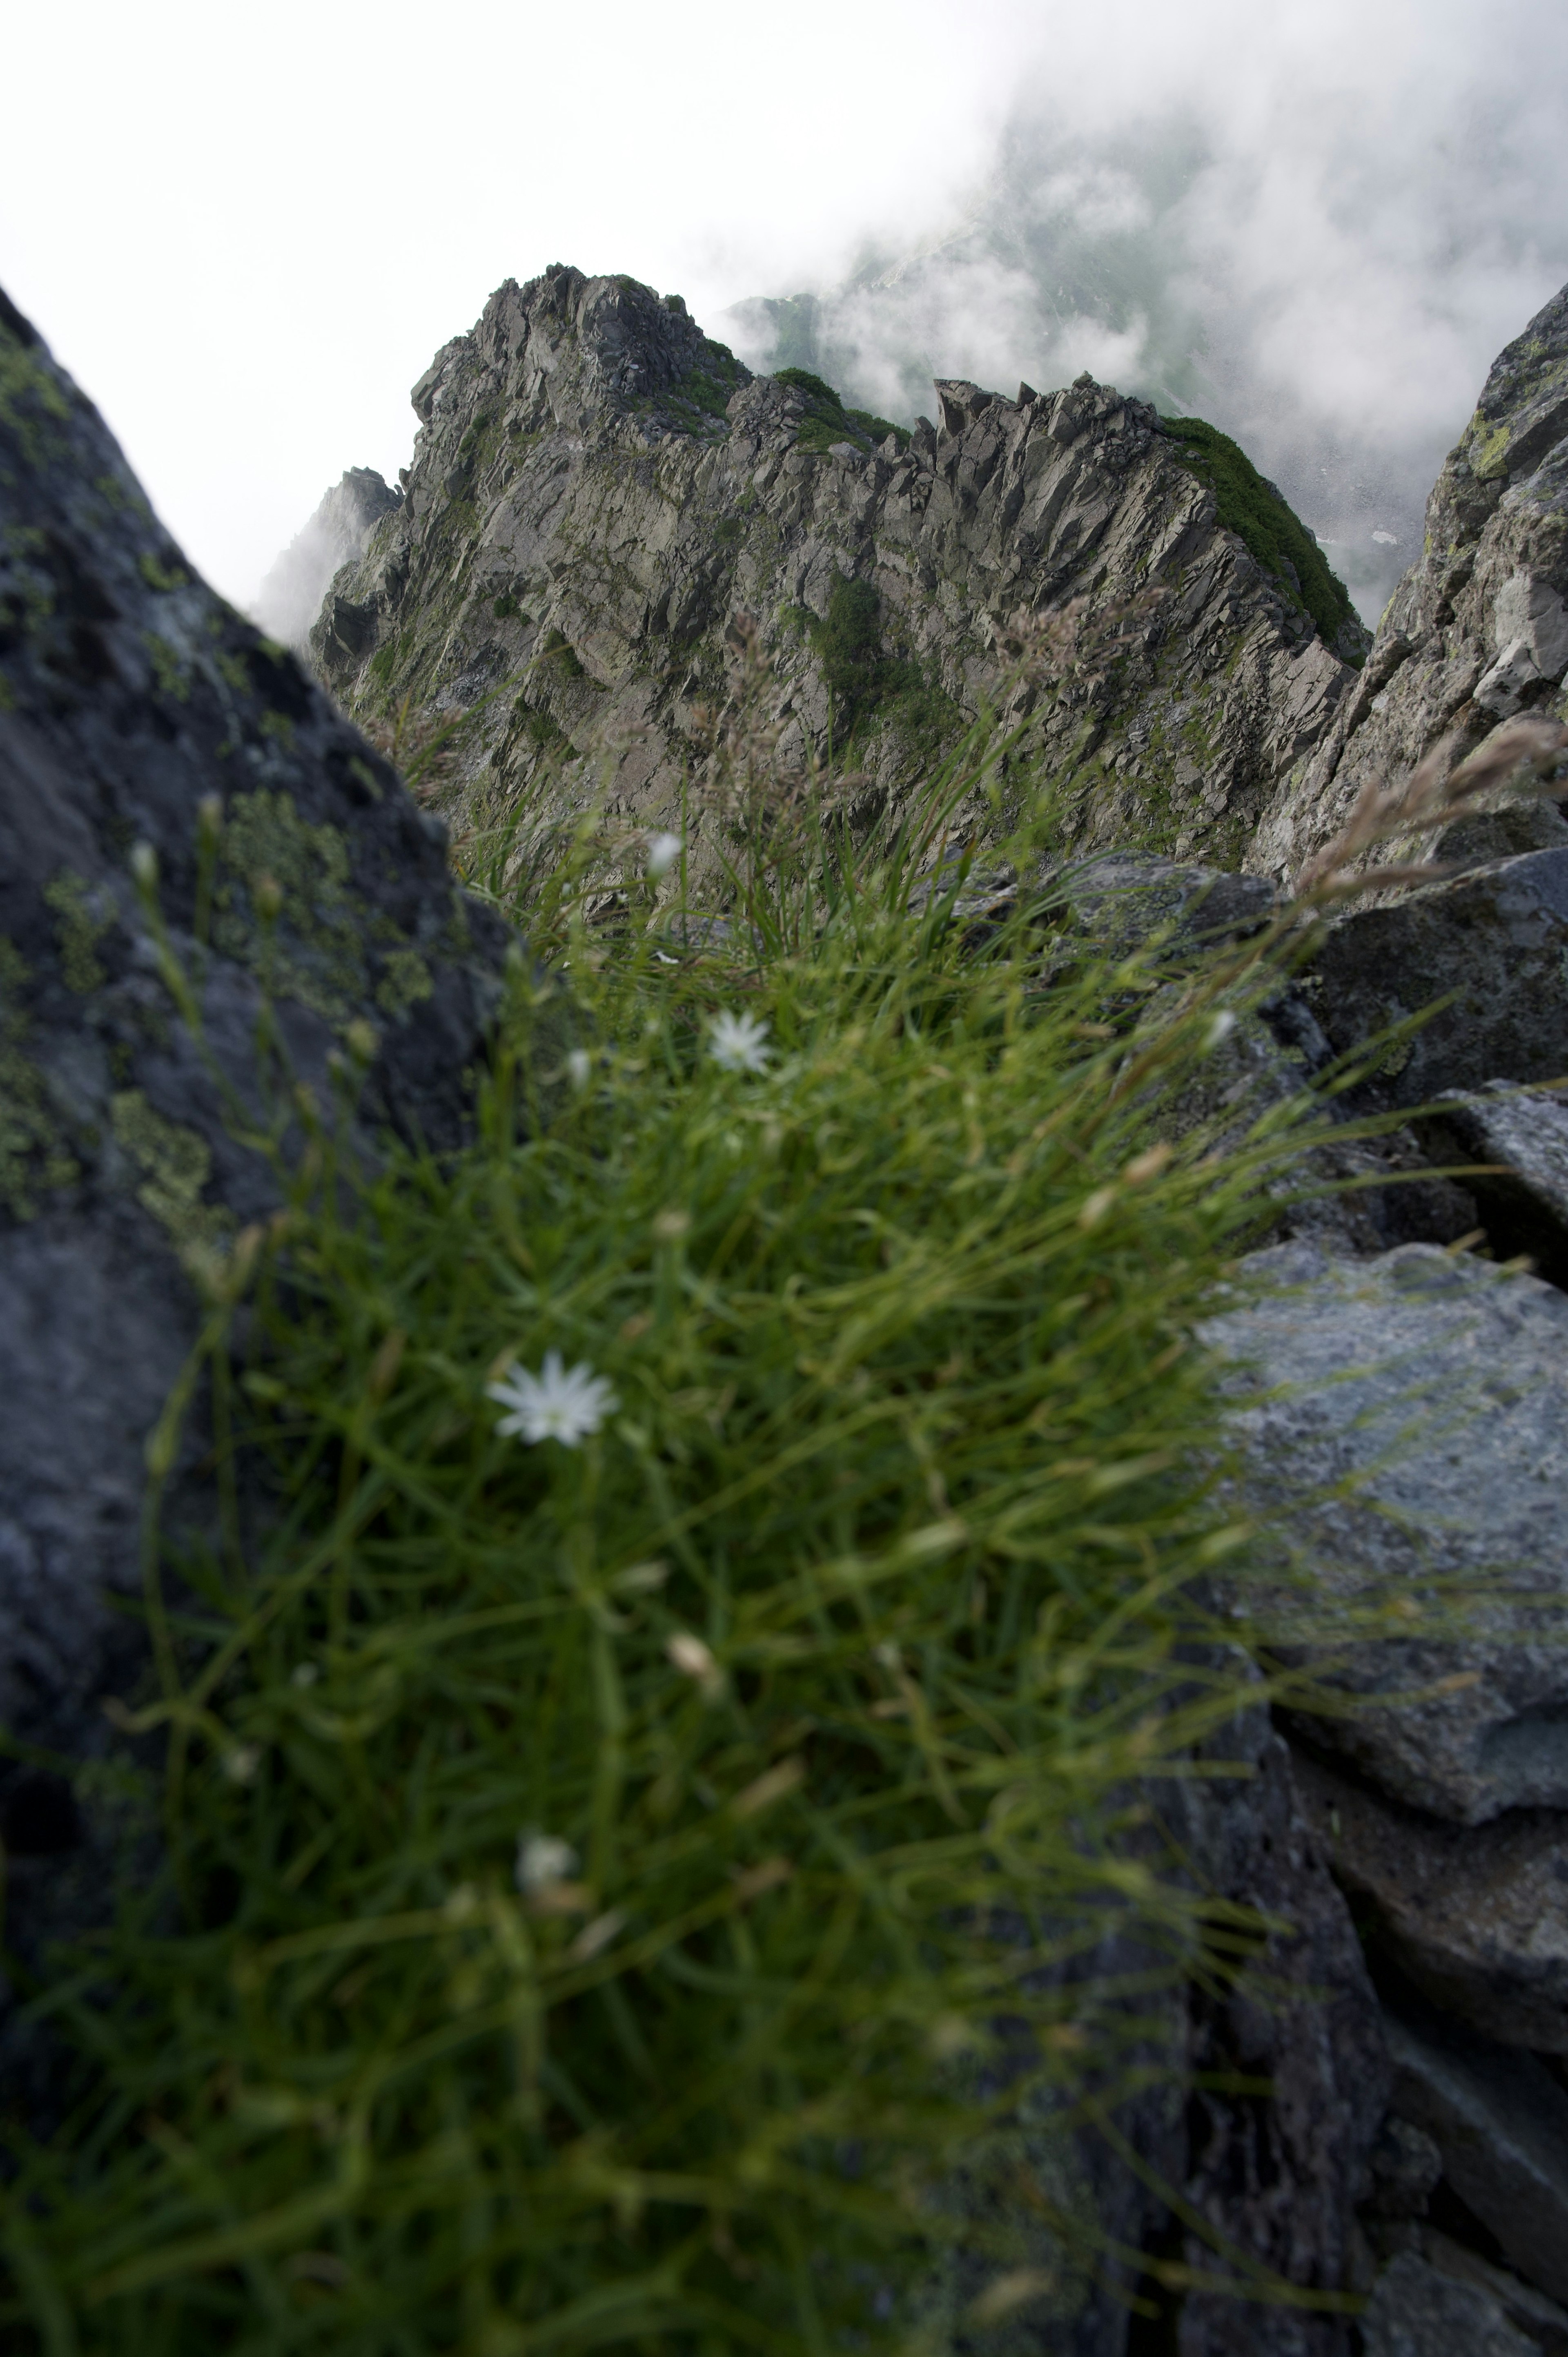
[310,264,1368,885]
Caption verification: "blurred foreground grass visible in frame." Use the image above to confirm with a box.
[2,705,1347,2353]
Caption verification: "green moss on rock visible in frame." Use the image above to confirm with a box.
[44,872,114,994]
[0,938,80,1219]
[1163,416,1357,651]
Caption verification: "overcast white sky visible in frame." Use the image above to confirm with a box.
[4,0,1564,609]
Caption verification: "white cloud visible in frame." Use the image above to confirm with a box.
[1,0,1563,620]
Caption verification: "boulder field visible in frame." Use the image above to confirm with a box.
[4,260,1568,2353]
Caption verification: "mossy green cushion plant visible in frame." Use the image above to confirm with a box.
[0,722,1334,2351]
[1161,416,1359,653]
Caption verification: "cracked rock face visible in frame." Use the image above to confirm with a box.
[1414,1084,1568,1289]
[1361,2250,1544,2357]
[1302,847,1568,1111]
[1258,279,1568,884]
[1201,1242,1568,1826]
[1292,1746,1568,2052]
[1384,2008,1568,2308]
[0,286,512,1870]
[310,264,1364,882]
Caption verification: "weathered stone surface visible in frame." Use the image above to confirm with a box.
[1255,279,1568,886]
[1411,2229,1568,2356]
[1156,1704,1390,2357]
[0,288,512,1922]
[1201,1242,1568,1825]
[921,1699,1386,2357]
[1363,2113,1444,2219]
[1385,2006,1568,2304]
[1291,1745,1568,2049]
[1299,847,1568,1112]
[310,266,1364,884]
[1051,852,1279,952]
[1361,2250,1542,2357]
[1432,797,1568,870]
[254,465,402,651]
[1415,1084,1568,1289]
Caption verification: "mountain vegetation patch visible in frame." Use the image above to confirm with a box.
[774,364,909,456]
[1162,414,1360,654]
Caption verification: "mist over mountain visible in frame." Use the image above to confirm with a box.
[717,38,1568,629]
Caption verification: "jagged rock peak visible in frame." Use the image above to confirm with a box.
[253,464,401,651]
[1257,277,1568,881]
[311,263,1367,882]
[408,265,753,444]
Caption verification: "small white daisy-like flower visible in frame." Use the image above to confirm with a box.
[646,830,683,879]
[515,1831,579,1894]
[707,1010,772,1075]
[487,1350,619,1447]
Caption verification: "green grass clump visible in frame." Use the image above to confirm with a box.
[773,368,909,458]
[1161,417,1358,652]
[0,717,1331,2350]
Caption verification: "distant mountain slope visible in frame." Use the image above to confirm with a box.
[717,142,1432,629]
[254,466,401,650]
[309,264,1366,882]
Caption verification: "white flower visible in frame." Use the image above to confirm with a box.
[707,1010,772,1075]
[516,1830,579,1894]
[1204,1010,1238,1050]
[646,830,682,879]
[487,1350,619,1447]
[566,1047,591,1091]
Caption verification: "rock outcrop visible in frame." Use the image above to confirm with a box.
[254,464,402,651]
[1257,281,1568,883]
[0,286,513,2047]
[1302,847,1568,1110]
[1203,1233,1568,2352]
[1414,1085,1568,1288]
[309,265,1366,881]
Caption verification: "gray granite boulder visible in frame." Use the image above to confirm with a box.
[1301,848,1568,1112]
[1201,1242,1568,1825]
[0,287,516,1934]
